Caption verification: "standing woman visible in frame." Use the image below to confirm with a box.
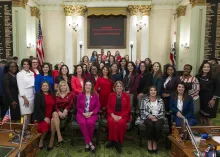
[95,66,113,114]
[111,63,121,83]
[197,61,220,125]
[90,51,98,62]
[3,62,21,122]
[54,65,72,91]
[115,51,121,63]
[48,81,75,149]
[106,81,130,154]
[76,80,100,153]
[106,55,115,67]
[145,58,152,72]
[52,62,64,80]
[89,65,99,85]
[119,58,127,80]
[35,62,54,92]
[170,83,197,126]
[82,64,90,79]
[106,51,111,63]
[95,54,102,66]
[161,64,180,111]
[31,57,40,77]
[82,56,89,66]
[17,59,35,127]
[124,55,129,62]
[152,62,163,95]
[139,86,166,153]
[33,81,55,148]
[98,62,105,74]
[71,65,84,95]
[137,61,153,98]
[135,59,141,70]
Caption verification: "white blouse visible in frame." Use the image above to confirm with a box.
[177,99,183,111]
[150,101,159,115]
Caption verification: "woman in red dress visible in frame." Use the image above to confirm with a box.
[33,81,55,149]
[95,66,113,115]
[106,81,131,154]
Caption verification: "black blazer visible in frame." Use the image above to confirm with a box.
[137,72,153,94]
[33,93,55,122]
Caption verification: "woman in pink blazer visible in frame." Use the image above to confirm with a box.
[76,80,100,153]
[71,65,84,95]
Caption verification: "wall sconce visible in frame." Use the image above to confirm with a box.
[181,43,189,49]
[136,20,147,32]
[130,41,134,61]
[27,43,34,49]
[69,21,78,32]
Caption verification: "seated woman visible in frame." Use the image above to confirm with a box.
[106,81,130,154]
[33,81,55,149]
[71,65,84,95]
[170,82,197,127]
[76,80,100,153]
[48,80,75,150]
[139,86,166,154]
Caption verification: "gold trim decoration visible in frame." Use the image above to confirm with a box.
[176,6,187,18]
[30,7,40,18]
[62,5,75,16]
[74,5,87,16]
[12,0,28,9]
[189,0,206,8]
[88,7,127,16]
[127,5,139,16]
[139,5,152,16]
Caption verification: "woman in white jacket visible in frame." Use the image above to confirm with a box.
[17,59,35,126]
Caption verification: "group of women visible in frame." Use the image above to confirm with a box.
[1,50,220,154]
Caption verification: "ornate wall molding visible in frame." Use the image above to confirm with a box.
[12,0,28,9]
[139,5,152,16]
[176,6,187,18]
[74,5,87,16]
[127,5,139,16]
[87,7,127,16]
[62,5,75,16]
[30,7,40,18]
[189,0,206,8]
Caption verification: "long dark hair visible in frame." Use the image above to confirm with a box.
[4,62,19,74]
[197,61,212,79]
[126,61,136,76]
[163,64,176,77]
[110,63,119,74]
[100,66,112,80]
[39,81,54,97]
[137,61,148,74]
[59,65,70,77]
[92,51,98,57]
[173,82,189,101]
[119,57,127,69]
[40,62,52,76]
[21,58,32,69]
[73,64,84,76]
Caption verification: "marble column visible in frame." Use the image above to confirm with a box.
[12,0,28,61]
[30,7,39,57]
[128,5,139,62]
[189,0,206,75]
[140,5,151,60]
[75,5,87,64]
[176,6,187,70]
[63,5,75,73]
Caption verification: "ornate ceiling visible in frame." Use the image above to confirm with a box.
[33,0,183,5]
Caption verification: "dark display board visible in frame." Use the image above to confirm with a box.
[87,16,126,49]
[0,1,13,59]
[204,0,220,60]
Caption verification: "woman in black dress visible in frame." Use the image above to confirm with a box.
[197,61,220,125]
[3,62,21,122]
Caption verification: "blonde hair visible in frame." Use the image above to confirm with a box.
[113,81,125,92]
[56,80,70,96]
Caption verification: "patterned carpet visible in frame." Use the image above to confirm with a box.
[36,105,220,157]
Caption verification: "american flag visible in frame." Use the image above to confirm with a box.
[170,45,176,66]
[0,109,10,125]
[37,20,45,66]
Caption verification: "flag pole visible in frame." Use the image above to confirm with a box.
[17,115,26,157]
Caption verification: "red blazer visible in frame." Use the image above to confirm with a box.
[71,76,84,95]
[107,92,131,122]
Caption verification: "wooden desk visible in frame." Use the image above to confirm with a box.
[169,126,220,157]
[0,123,41,157]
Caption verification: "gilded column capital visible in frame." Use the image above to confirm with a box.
[176,6,187,18]
[139,5,152,16]
[189,0,206,8]
[127,5,139,16]
[30,7,40,18]
[74,5,87,16]
[12,0,28,9]
[62,5,75,16]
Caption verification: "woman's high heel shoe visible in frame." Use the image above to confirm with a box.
[56,141,64,147]
[47,147,53,151]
